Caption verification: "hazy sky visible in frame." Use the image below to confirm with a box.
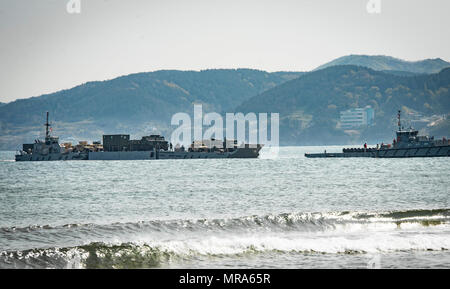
[0,0,449,102]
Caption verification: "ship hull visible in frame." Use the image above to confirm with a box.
[15,147,261,161]
[15,152,88,161]
[305,145,450,158]
[88,147,261,160]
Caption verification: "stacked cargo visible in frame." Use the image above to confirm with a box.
[103,135,130,151]
[102,134,168,152]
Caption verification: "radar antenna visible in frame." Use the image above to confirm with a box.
[45,111,51,137]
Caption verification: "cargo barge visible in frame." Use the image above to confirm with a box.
[15,112,262,161]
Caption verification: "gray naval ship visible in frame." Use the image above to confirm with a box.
[15,112,262,161]
[305,110,449,158]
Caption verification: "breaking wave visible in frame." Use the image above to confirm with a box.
[1,209,450,268]
[2,208,449,234]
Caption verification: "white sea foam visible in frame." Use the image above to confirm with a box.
[130,224,450,255]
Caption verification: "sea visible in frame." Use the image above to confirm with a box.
[0,147,449,269]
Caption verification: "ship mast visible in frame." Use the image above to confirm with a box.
[45,111,51,137]
[397,110,401,132]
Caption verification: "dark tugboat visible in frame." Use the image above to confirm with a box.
[305,110,449,158]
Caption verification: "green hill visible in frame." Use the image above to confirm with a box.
[0,69,303,149]
[2,56,449,150]
[236,65,450,145]
[315,55,450,74]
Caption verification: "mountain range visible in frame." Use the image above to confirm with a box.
[0,55,449,149]
[0,69,302,149]
[315,55,450,74]
[237,65,450,145]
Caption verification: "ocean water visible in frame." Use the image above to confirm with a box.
[0,146,449,269]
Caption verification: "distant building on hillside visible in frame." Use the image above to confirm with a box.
[339,106,374,129]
